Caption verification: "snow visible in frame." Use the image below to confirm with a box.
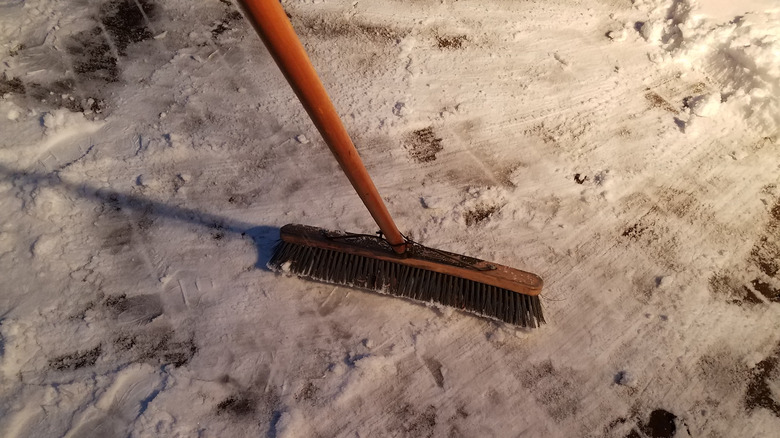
[635,0,780,136]
[688,92,721,117]
[1,0,780,437]
[616,370,638,388]
[697,0,778,20]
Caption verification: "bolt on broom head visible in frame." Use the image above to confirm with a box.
[267,224,545,328]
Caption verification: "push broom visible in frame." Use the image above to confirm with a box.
[237,0,545,327]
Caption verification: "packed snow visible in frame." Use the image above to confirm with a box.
[1,0,779,436]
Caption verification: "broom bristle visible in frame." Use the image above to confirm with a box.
[268,241,545,327]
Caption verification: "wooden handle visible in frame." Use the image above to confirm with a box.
[237,0,407,253]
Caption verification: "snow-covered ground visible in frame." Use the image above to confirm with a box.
[1,0,779,436]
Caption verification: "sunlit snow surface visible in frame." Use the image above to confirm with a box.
[1,0,779,437]
[697,0,778,20]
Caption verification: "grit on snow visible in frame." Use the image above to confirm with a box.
[0,0,779,436]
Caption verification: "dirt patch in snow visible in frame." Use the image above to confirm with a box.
[750,199,780,281]
[214,374,282,434]
[211,10,243,39]
[711,197,780,305]
[67,0,156,83]
[424,357,445,388]
[100,0,156,54]
[436,34,467,49]
[708,273,763,305]
[49,345,102,371]
[0,75,25,94]
[217,394,256,417]
[633,409,679,438]
[405,127,443,163]
[644,91,679,114]
[1,75,104,114]
[391,403,437,438]
[293,14,407,44]
[113,326,197,368]
[521,360,582,422]
[464,203,501,226]
[745,343,780,418]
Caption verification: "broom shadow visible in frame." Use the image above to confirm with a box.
[0,163,279,270]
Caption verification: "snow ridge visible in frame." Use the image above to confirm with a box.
[636,0,780,136]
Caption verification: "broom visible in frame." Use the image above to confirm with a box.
[237,0,545,327]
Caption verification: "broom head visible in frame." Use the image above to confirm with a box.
[268,224,544,327]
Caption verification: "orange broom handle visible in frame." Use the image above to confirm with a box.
[237,0,407,254]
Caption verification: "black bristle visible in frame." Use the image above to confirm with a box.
[355,256,366,287]
[442,274,451,306]
[417,269,429,301]
[267,241,544,327]
[268,242,282,266]
[346,253,358,283]
[499,288,507,321]
[381,261,391,289]
[367,258,378,288]
[476,282,484,313]
[413,269,423,300]
[424,270,435,301]
[468,280,477,313]
[344,252,357,281]
[287,245,302,270]
[332,251,345,282]
[480,284,490,316]
[502,288,510,322]
[520,295,528,327]
[477,283,486,315]
[299,247,313,275]
[277,242,291,262]
[472,282,481,314]
[430,272,442,303]
[351,253,364,282]
[321,249,334,277]
[456,277,465,309]
[520,294,527,326]
[309,248,325,276]
[386,260,395,290]
[327,250,342,281]
[399,266,413,296]
[486,286,496,317]
[321,249,336,277]
[509,292,516,324]
[462,278,470,309]
[413,268,424,298]
[499,286,508,322]
[535,296,545,325]
[357,257,369,287]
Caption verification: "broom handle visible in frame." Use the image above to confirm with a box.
[237,0,407,254]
